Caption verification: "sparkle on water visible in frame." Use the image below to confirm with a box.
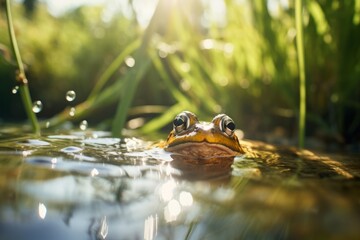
[0,129,359,240]
[32,100,43,113]
[65,90,76,102]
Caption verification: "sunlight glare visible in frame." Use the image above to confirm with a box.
[144,215,158,240]
[38,203,47,219]
[91,168,99,177]
[179,191,193,207]
[98,216,108,239]
[164,199,181,222]
[160,180,176,202]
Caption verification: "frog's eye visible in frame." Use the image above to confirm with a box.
[173,112,190,134]
[219,115,236,136]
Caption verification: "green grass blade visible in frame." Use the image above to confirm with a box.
[88,39,141,99]
[111,0,174,136]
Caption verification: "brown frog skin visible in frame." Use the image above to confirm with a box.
[164,111,245,159]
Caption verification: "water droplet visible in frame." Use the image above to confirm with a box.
[125,56,135,68]
[66,90,76,102]
[32,101,43,113]
[12,86,19,94]
[79,120,88,130]
[69,107,76,117]
[45,121,50,128]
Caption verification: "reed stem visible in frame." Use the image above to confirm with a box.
[295,0,306,149]
[5,0,40,135]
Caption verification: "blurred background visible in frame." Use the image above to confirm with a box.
[0,0,359,151]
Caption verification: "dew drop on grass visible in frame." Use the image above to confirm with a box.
[80,120,88,130]
[69,107,76,117]
[66,90,76,102]
[12,86,19,94]
[32,101,43,113]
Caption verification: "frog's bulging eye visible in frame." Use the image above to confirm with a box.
[220,115,236,136]
[173,112,190,134]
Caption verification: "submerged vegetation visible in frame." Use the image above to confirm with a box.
[0,0,359,150]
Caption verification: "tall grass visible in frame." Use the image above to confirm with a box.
[3,0,359,146]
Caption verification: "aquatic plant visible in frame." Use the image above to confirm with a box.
[4,0,40,134]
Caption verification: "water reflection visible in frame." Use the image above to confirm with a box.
[0,132,359,239]
[144,215,158,240]
[170,154,234,181]
[98,216,108,239]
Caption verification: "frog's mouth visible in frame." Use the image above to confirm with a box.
[165,142,241,159]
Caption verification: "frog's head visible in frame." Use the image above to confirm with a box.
[164,111,244,159]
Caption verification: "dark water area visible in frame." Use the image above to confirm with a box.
[0,129,359,240]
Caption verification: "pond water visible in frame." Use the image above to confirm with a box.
[0,129,359,240]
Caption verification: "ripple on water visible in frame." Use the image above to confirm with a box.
[18,139,50,146]
[81,138,120,146]
[47,135,83,140]
[25,156,58,166]
[25,156,125,177]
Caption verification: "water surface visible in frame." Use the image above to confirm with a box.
[0,130,359,239]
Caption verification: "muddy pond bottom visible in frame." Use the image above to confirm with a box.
[0,130,359,240]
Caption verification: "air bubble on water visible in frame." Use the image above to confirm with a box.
[66,90,76,102]
[125,56,135,68]
[12,86,19,94]
[32,100,43,113]
[79,120,88,130]
[69,107,76,117]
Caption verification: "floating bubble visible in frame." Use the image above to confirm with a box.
[79,120,88,130]
[32,100,43,113]
[66,90,76,102]
[125,56,135,67]
[12,86,19,94]
[69,107,76,117]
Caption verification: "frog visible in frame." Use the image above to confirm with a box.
[163,111,245,159]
